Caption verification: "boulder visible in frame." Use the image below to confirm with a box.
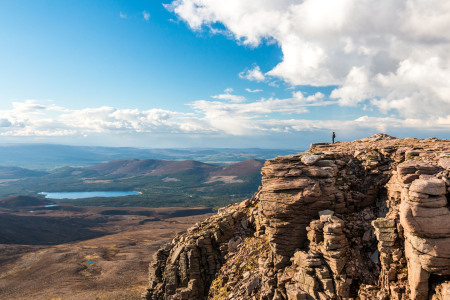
[301,154,321,166]
[438,157,450,170]
[410,178,446,196]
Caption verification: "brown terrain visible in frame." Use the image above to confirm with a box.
[144,134,450,300]
[86,158,264,177]
[0,196,213,299]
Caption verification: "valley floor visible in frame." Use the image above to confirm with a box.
[0,206,212,299]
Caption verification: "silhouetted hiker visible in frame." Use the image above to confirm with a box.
[332,132,336,144]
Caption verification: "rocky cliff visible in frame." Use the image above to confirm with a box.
[143,134,450,300]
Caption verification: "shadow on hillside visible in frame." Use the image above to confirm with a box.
[161,208,214,218]
[0,214,108,245]
[99,208,214,218]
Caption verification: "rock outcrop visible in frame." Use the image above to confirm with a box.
[143,134,450,300]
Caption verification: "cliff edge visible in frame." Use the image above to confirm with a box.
[143,134,450,300]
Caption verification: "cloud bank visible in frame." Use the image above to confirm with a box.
[1,98,448,143]
[166,0,450,120]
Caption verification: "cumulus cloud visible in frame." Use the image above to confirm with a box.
[167,0,450,120]
[239,65,266,82]
[212,88,247,102]
[0,98,449,142]
[0,93,330,138]
[12,100,46,112]
[190,91,333,135]
[0,101,204,138]
[212,94,246,103]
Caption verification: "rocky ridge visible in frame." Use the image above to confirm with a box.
[143,134,450,299]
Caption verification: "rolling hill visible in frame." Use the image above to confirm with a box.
[0,143,300,170]
[87,158,216,176]
[86,158,264,177]
[0,159,266,207]
[0,167,47,179]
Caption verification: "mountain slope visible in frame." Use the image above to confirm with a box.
[212,159,265,176]
[86,158,265,177]
[86,159,217,176]
[0,167,47,179]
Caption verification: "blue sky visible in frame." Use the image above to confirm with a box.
[0,0,449,148]
[0,0,279,110]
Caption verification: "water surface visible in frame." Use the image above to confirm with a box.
[39,191,141,199]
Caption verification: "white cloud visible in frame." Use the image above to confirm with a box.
[143,10,150,21]
[60,106,190,133]
[239,65,266,82]
[292,91,327,104]
[245,88,263,93]
[119,12,127,19]
[0,94,329,138]
[212,88,247,102]
[12,100,46,112]
[0,101,202,137]
[212,94,246,103]
[330,67,373,106]
[0,98,448,142]
[190,91,334,135]
[167,0,450,119]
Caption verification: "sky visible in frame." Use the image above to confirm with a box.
[0,0,449,149]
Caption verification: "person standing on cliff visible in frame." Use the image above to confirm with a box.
[332,132,336,144]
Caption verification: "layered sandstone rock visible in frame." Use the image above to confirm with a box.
[143,135,450,300]
[395,163,450,299]
[145,198,258,299]
[280,214,351,299]
[258,149,389,267]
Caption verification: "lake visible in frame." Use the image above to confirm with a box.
[39,191,141,199]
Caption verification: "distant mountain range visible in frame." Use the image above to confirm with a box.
[0,144,302,207]
[0,166,47,179]
[0,143,302,170]
[87,158,264,177]
[0,157,267,207]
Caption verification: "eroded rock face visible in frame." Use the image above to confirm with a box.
[259,150,389,266]
[145,200,257,300]
[143,135,450,300]
[393,162,450,299]
[280,215,351,299]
